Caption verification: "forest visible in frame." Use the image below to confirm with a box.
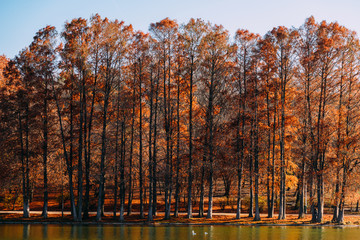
[0,15,360,224]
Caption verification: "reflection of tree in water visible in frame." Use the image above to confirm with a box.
[22,224,29,240]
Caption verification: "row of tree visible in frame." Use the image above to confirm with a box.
[1,15,360,224]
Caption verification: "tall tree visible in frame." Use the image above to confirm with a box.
[150,18,179,219]
[268,26,297,220]
[61,17,91,221]
[234,29,260,219]
[180,18,208,218]
[96,18,132,221]
[200,24,234,219]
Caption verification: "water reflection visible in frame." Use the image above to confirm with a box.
[42,225,48,240]
[0,224,359,240]
[22,224,30,240]
[96,224,104,239]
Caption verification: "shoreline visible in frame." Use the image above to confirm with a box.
[2,212,360,227]
[0,220,357,228]
[0,222,356,228]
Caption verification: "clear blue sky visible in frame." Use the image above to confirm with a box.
[1,0,359,58]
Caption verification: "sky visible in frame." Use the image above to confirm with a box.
[1,0,360,58]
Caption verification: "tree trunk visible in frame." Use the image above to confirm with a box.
[174,70,181,217]
[147,68,154,221]
[253,74,261,222]
[278,66,287,220]
[96,79,111,221]
[139,62,144,219]
[270,90,277,218]
[249,122,254,218]
[299,156,306,219]
[236,105,245,219]
[332,171,340,222]
[199,155,205,218]
[119,116,126,222]
[127,76,136,216]
[187,57,194,218]
[163,56,171,220]
[83,56,98,219]
[152,74,160,216]
[206,70,215,220]
[77,72,86,222]
[41,84,48,218]
[18,112,29,218]
[265,78,272,219]
[52,82,77,221]
[24,98,30,218]
[113,95,120,219]
[166,113,174,219]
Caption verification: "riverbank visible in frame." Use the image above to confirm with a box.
[1,212,360,226]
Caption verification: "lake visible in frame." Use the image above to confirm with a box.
[0,224,359,240]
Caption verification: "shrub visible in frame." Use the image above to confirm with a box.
[242,196,267,212]
[56,193,70,206]
[2,193,22,210]
[219,197,227,210]
[228,197,237,210]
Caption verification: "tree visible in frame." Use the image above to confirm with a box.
[61,17,91,221]
[267,26,298,220]
[128,31,151,219]
[199,24,234,219]
[95,17,132,221]
[180,18,208,218]
[28,25,57,218]
[257,32,278,218]
[2,15,360,225]
[150,18,179,220]
[296,16,319,219]
[234,29,260,219]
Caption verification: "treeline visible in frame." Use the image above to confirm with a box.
[0,15,360,224]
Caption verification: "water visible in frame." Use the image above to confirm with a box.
[0,224,359,240]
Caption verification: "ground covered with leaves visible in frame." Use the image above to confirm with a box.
[1,213,360,226]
